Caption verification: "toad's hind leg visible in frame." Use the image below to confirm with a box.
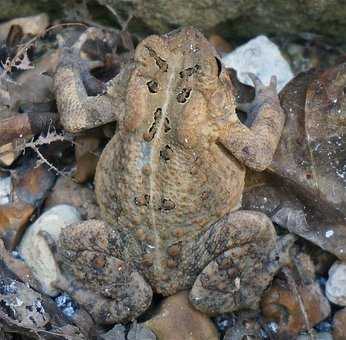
[189,211,278,315]
[55,220,152,324]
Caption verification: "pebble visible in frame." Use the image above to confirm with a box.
[0,278,50,328]
[145,291,219,340]
[222,35,294,92]
[223,312,264,339]
[332,308,346,340]
[297,331,333,340]
[0,176,11,205]
[326,261,346,306]
[18,205,81,296]
[44,176,100,220]
[261,279,331,337]
[0,142,20,167]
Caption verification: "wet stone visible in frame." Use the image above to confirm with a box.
[326,261,346,306]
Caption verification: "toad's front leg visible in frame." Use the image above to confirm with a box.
[219,75,285,171]
[54,28,130,133]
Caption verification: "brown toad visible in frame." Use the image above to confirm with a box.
[53,27,286,324]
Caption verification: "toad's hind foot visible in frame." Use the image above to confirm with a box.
[189,245,273,315]
[189,210,278,315]
[56,220,153,324]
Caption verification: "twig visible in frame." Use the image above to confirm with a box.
[282,267,315,340]
[25,131,73,176]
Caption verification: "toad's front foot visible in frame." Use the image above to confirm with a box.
[237,74,279,126]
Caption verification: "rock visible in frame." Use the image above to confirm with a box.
[128,323,156,340]
[73,134,101,183]
[223,311,263,340]
[13,163,56,207]
[0,143,20,167]
[208,34,232,56]
[18,205,81,296]
[145,291,219,340]
[0,164,56,250]
[326,261,346,306]
[0,176,11,205]
[44,176,101,220]
[98,324,126,340]
[98,323,156,340]
[100,0,346,43]
[0,278,50,329]
[0,13,49,41]
[222,35,293,91]
[0,202,35,250]
[297,331,333,340]
[261,279,331,338]
[333,308,346,340]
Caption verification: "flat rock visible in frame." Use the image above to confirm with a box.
[326,261,346,306]
[222,35,293,91]
[18,205,81,296]
[145,291,219,340]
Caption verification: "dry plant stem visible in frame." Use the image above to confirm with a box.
[0,112,60,146]
[26,131,72,176]
[282,267,314,340]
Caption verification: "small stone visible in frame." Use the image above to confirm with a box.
[128,323,156,340]
[333,308,346,340]
[0,176,11,205]
[13,163,56,206]
[18,205,81,296]
[222,35,293,92]
[98,324,126,340]
[44,176,100,220]
[223,311,263,340]
[0,202,34,250]
[74,134,101,183]
[261,279,331,338]
[0,278,50,328]
[0,142,20,167]
[208,34,232,56]
[145,291,219,340]
[297,330,333,340]
[326,261,346,306]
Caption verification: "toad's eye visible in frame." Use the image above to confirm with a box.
[215,57,222,77]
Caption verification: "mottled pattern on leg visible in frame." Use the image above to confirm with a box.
[57,220,153,324]
[189,210,277,315]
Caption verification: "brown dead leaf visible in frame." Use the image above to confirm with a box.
[271,65,346,215]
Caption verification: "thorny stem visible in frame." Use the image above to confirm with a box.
[282,267,315,340]
[25,131,73,177]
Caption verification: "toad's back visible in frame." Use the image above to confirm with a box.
[95,27,245,264]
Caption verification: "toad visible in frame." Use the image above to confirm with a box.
[53,27,286,324]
